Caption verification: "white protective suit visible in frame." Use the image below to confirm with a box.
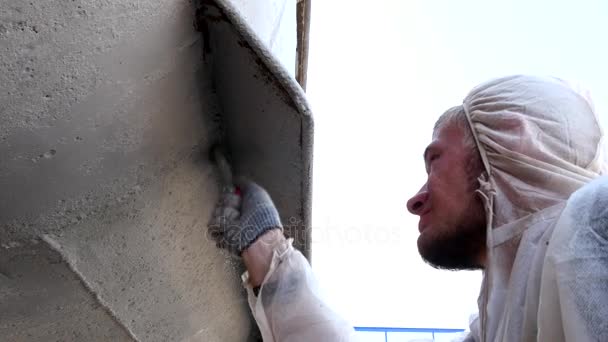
[241,75,608,341]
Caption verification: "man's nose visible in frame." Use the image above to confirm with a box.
[407,184,429,215]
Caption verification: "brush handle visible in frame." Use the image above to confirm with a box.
[212,146,242,196]
[212,146,234,186]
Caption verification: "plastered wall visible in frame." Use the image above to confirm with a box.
[1,1,258,340]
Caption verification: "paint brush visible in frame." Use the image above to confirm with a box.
[210,144,241,195]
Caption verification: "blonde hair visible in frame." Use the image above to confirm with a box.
[434,105,484,186]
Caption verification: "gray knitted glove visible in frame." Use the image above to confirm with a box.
[208,180,283,255]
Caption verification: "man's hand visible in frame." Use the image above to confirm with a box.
[208,180,283,256]
[242,229,286,287]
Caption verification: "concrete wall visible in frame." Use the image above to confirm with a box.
[226,0,297,78]
[199,0,313,258]
[0,0,259,340]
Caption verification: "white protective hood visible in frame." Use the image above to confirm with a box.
[462,75,607,341]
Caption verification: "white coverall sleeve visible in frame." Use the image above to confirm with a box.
[241,238,357,341]
[538,177,608,342]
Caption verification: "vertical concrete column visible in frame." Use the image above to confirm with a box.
[1,1,250,340]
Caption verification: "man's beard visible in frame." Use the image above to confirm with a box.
[417,196,487,271]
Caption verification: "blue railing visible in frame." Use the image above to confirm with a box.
[354,326,466,342]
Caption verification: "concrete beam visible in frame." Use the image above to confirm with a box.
[1,0,311,340]
[196,0,313,258]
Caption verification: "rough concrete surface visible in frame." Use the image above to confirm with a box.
[1,0,253,340]
[1,0,310,340]
[0,240,134,341]
[224,0,297,77]
[199,0,313,257]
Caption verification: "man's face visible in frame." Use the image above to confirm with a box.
[406,123,486,270]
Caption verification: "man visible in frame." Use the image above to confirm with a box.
[209,75,608,341]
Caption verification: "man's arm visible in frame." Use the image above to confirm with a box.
[242,228,285,287]
[538,176,608,341]
[209,181,356,341]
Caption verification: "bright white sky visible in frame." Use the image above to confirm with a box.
[307,0,608,329]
